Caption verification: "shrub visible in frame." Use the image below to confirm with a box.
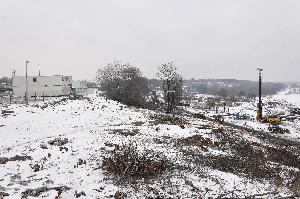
[96,61,149,107]
[178,135,216,151]
[156,62,183,113]
[102,143,172,181]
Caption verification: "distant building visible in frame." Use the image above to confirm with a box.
[13,75,72,96]
[71,80,89,95]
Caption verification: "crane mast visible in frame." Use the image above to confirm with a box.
[257,67,263,121]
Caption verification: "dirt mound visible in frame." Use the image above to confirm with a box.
[0,155,32,164]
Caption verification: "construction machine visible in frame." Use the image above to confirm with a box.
[256,67,288,135]
[256,67,263,121]
[214,115,224,124]
[263,115,282,124]
[256,67,281,124]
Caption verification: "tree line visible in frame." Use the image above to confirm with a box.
[184,79,287,98]
[96,61,288,113]
[96,61,183,113]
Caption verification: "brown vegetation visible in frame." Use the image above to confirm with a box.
[0,155,32,164]
[110,129,140,137]
[149,113,189,126]
[102,143,173,182]
[178,134,216,151]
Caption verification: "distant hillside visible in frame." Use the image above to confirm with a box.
[183,79,287,97]
[148,78,287,98]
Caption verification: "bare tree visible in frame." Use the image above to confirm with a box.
[96,61,148,107]
[156,62,183,113]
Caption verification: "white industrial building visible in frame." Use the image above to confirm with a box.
[13,75,73,97]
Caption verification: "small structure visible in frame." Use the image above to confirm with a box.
[13,75,72,96]
[71,80,89,96]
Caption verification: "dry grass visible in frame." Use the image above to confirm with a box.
[109,129,140,137]
[102,143,173,182]
[149,113,189,126]
[0,155,32,164]
[131,121,145,126]
[184,140,284,180]
[265,146,300,169]
[177,135,217,151]
[291,174,300,196]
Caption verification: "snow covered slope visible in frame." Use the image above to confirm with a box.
[273,89,300,108]
[0,93,297,198]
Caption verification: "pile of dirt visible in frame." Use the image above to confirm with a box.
[149,113,189,126]
[178,135,216,150]
[0,192,9,198]
[110,129,139,137]
[48,138,68,146]
[21,186,70,199]
[1,110,14,117]
[0,155,32,164]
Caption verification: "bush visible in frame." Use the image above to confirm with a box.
[96,61,149,107]
[156,62,183,113]
[178,135,216,151]
[102,143,172,181]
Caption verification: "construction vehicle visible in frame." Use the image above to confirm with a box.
[256,67,263,121]
[256,67,282,124]
[214,115,224,124]
[262,115,282,124]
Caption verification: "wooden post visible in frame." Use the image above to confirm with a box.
[35,92,37,101]
[43,93,45,102]
[9,94,12,105]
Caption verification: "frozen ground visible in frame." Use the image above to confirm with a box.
[0,92,299,198]
[273,89,300,108]
[213,89,300,141]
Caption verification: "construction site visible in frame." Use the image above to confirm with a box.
[0,67,300,198]
[1,1,300,198]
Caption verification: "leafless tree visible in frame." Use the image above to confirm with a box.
[96,61,149,107]
[156,62,183,113]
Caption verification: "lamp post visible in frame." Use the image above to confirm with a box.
[10,67,15,95]
[25,60,30,104]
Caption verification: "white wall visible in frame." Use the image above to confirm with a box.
[71,80,92,95]
[13,75,72,96]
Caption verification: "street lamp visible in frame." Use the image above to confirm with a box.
[25,60,30,104]
[10,67,16,95]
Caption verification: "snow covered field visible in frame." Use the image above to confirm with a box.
[207,89,300,141]
[0,92,299,198]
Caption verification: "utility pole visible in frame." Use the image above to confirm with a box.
[38,64,40,76]
[25,60,30,104]
[12,69,16,95]
[257,67,263,121]
[10,67,16,95]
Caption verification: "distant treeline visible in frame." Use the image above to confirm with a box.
[148,78,288,97]
[185,79,287,97]
[0,77,11,88]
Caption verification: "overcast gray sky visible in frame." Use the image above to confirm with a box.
[0,0,299,82]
